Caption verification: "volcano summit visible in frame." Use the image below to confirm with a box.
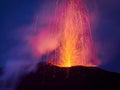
[17,63,120,90]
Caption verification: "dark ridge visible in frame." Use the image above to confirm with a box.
[16,63,120,90]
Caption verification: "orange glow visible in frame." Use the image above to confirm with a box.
[48,0,99,67]
[39,0,99,67]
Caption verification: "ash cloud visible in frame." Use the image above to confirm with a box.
[0,0,59,90]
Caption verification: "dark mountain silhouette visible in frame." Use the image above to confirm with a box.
[17,63,120,90]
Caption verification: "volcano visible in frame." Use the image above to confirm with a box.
[17,63,120,90]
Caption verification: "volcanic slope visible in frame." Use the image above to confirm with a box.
[17,63,120,90]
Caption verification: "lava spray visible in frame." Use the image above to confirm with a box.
[48,0,99,67]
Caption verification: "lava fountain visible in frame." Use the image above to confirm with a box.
[40,0,99,67]
[46,0,100,67]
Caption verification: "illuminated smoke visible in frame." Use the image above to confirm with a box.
[0,0,100,90]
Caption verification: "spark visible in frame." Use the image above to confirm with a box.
[39,0,100,67]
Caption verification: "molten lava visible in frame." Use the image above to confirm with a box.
[48,0,99,67]
[34,0,99,67]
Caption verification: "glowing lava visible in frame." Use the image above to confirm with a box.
[30,0,100,67]
[47,0,99,67]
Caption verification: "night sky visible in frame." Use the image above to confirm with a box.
[0,0,120,73]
